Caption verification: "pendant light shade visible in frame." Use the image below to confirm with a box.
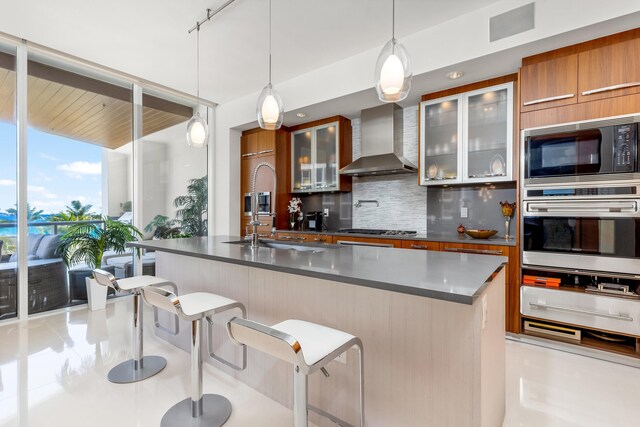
[257,0,283,130]
[257,83,283,130]
[375,0,412,103]
[186,111,209,148]
[187,22,209,147]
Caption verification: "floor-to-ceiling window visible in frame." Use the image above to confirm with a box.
[0,44,17,320]
[0,39,212,321]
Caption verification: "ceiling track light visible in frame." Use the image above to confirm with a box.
[375,0,412,103]
[257,0,284,130]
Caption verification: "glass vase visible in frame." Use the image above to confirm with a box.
[504,216,512,240]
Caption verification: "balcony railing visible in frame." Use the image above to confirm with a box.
[0,219,104,236]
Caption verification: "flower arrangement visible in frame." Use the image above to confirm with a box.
[499,201,516,217]
[288,197,302,214]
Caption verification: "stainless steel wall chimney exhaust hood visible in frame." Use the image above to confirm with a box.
[339,103,417,176]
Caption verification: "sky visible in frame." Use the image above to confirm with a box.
[0,122,102,216]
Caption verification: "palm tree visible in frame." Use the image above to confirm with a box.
[174,175,207,237]
[5,203,45,221]
[144,215,185,239]
[58,216,143,274]
[65,200,94,220]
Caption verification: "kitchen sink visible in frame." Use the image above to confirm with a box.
[224,240,331,253]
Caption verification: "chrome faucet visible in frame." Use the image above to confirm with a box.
[250,162,276,248]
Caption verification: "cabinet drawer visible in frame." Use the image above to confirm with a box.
[334,237,402,248]
[275,233,308,242]
[440,243,507,256]
[307,234,333,244]
[521,286,640,336]
[401,240,439,251]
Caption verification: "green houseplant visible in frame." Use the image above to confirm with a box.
[58,217,143,310]
[174,175,207,237]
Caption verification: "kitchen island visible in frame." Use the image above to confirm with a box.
[131,236,506,427]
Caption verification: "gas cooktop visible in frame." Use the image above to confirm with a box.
[337,228,417,236]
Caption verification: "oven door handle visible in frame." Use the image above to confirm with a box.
[529,302,633,322]
[525,201,638,214]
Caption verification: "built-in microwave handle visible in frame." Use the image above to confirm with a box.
[529,302,633,322]
[523,93,575,106]
[525,201,638,214]
[582,82,640,96]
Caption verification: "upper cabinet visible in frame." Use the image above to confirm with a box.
[290,116,351,193]
[578,37,640,102]
[520,30,640,127]
[241,131,276,158]
[521,54,578,112]
[420,82,514,185]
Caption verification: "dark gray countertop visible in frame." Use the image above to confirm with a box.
[130,236,506,305]
[276,229,517,246]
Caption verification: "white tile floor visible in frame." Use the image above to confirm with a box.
[0,297,639,427]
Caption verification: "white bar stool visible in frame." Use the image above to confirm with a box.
[227,318,364,427]
[93,269,179,384]
[141,286,247,427]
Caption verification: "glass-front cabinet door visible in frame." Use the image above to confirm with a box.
[292,129,313,191]
[419,96,462,184]
[291,121,339,193]
[464,83,513,183]
[420,82,513,185]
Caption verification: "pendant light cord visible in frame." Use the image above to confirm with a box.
[392,0,395,40]
[196,22,201,108]
[268,0,272,85]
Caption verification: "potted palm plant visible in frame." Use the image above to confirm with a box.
[58,217,143,310]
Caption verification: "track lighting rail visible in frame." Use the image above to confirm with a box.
[187,0,238,34]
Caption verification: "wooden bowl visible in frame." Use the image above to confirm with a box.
[464,229,498,239]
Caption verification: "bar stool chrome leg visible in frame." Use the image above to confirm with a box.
[160,318,232,427]
[293,366,308,427]
[108,290,167,383]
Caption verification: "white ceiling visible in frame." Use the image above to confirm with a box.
[0,0,501,104]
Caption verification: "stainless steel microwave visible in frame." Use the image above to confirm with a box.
[522,116,639,186]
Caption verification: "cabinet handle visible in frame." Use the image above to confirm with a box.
[528,302,633,322]
[410,244,430,249]
[523,93,575,106]
[241,153,257,158]
[443,247,504,255]
[313,237,326,242]
[257,149,274,155]
[581,82,640,96]
[279,235,305,241]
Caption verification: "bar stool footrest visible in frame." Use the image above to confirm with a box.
[161,394,232,427]
[107,355,167,384]
[308,403,354,427]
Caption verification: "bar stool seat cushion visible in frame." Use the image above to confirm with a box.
[114,275,173,291]
[272,319,356,366]
[178,292,239,317]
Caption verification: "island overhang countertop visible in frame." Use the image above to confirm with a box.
[129,236,506,305]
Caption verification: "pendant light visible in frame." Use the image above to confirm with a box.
[186,22,209,148]
[256,0,283,130]
[375,0,412,103]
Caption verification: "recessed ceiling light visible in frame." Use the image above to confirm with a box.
[296,112,307,118]
[446,70,464,80]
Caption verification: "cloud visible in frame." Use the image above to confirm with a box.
[0,179,16,186]
[28,185,58,200]
[58,161,102,179]
[38,152,60,161]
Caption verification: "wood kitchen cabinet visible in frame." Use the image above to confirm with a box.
[520,28,640,128]
[288,116,352,193]
[333,236,402,248]
[240,128,290,235]
[520,54,578,112]
[439,242,508,256]
[578,37,640,102]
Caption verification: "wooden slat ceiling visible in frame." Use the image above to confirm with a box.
[0,54,193,149]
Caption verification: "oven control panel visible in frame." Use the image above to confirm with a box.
[613,124,636,173]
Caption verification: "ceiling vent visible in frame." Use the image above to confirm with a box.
[489,2,535,42]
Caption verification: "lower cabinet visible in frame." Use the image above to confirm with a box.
[439,242,508,256]
[333,236,402,248]
[401,240,440,251]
